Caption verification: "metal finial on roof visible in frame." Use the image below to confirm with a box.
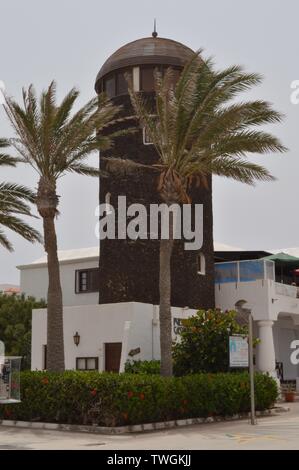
[152,19,158,38]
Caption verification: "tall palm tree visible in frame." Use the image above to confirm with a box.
[0,139,41,250]
[2,83,121,371]
[128,54,286,376]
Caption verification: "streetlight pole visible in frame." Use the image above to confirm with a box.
[235,300,256,425]
[248,312,256,425]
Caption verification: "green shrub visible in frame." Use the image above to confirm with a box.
[125,360,160,375]
[0,371,278,426]
[0,293,46,370]
[173,309,248,375]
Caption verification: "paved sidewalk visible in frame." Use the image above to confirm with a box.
[0,402,299,450]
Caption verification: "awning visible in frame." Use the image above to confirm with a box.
[262,252,299,282]
[263,252,299,266]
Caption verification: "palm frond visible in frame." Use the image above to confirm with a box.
[3,82,123,180]
[0,228,13,251]
[0,214,41,244]
[0,154,18,167]
[129,51,286,201]
[0,180,41,250]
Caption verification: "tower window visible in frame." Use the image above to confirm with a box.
[117,70,131,95]
[140,66,155,92]
[143,127,153,145]
[197,252,206,275]
[103,68,133,97]
[104,75,116,98]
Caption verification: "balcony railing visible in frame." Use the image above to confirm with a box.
[215,259,275,284]
[275,282,297,298]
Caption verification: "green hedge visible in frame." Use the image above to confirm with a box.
[125,360,160,375]
[0,371,278,427]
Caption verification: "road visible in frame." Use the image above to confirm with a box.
[0,402,299,450]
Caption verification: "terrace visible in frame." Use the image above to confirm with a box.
[214,257,299,381]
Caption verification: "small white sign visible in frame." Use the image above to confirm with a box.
[229,336,248,368]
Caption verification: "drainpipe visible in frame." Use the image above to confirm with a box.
[119,321,131,373]
[152,305,159,359]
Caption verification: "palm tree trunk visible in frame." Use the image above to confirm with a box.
[159,213,174,377]
[37,177,65,372]
[43,214,65,372]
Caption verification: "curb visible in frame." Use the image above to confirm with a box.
[0,406,289,435]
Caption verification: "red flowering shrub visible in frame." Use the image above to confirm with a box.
[0,371,278,426]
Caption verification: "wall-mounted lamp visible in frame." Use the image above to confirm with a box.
[73,331,80,347]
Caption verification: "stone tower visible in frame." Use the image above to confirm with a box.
[95,34,215,309]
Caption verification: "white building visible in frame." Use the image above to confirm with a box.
[17,247,195,372]
[18,244,299,381]
[215,257,299,381]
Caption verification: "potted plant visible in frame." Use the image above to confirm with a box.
[284,383,296,402]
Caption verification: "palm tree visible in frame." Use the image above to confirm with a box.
[0,138,41,250]
[2,83,121,371]
[128,54,286,376]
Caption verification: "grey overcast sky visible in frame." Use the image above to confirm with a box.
[0,0,298,284]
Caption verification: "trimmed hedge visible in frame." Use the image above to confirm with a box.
[0,371,278,427]
[125,360,160,375]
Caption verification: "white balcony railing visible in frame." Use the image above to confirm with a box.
[215,259,275,284]
[275,282,297,298]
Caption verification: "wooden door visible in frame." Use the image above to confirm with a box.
[105,343,122,372]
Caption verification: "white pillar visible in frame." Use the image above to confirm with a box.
[119,321,131,373]
[0,340,4,368]
[257,320,276,378]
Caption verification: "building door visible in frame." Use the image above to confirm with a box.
[105,343,122,372]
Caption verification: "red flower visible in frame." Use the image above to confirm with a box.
[127,391,134,399]
[90,389,97,397]
[41,377,49,385]
[139,392,145,401]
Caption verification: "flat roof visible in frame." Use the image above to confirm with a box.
[19,243,299,270]
[17,247,99,270]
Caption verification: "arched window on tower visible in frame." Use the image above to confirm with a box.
[197,252,206,275]
[143,127,153,145]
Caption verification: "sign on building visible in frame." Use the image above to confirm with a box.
[173,318,184,335]
[229,336,248,368]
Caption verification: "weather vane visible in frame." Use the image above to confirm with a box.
[152,19,158,38]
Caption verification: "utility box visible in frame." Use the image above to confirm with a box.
[0,357,21,404]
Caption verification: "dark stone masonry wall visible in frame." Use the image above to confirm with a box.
[98,94,215,309]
